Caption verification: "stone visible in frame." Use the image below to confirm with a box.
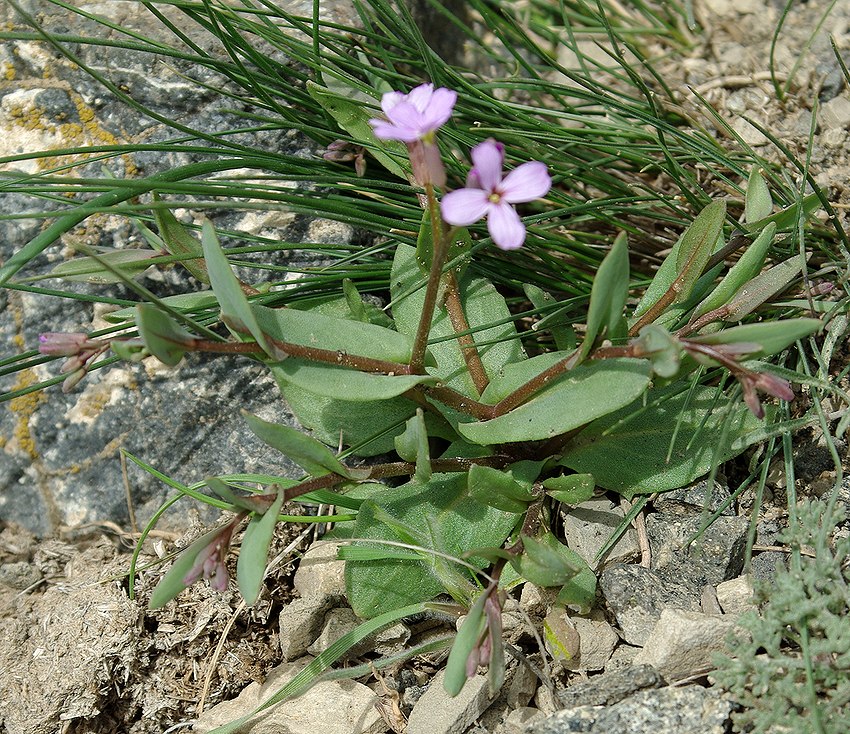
[599,564,701,646]
[278,595,336,661]
[646,513,749,588]
[405,670,496,734]
[651,480,735,516]
[716,575,756,616]
[506,662,538,709]
[562,611,619,672]
[562,498,640,570]
[633,609,739,682]
[529,685,733,734]
[556,664,661,709]
[293,540,347,601]
[194,659,387,734]
[503,707,545,734]
[821,96,850,131]
[307,606,359,657]
[732,117,769,146]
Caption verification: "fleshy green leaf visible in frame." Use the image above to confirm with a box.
[45,249,156,284]
[135,303,195,366]
[468,464,535,513]
[306,81,409,180]
[562,385,765,498]
[513,532,584,588]
[251,302,413,364]
[689,318,821,358]
[524,284,576,351]
[692,222,775,319]
[104,291,219,323]
[345,474,520,618]
[201,221,282,359]
[443,591,488,697]
[458,359,651,445]
[543,474,595,505]
[580,231,629,360]
[273,359,435,401]
[241,410,353,478]
[555,562,597,613]
[153,198,210,283]
[723,254,805,320]
[342,278,394,328]
[745,168,773,224]
[237,487,285,605]
[395,409,431,483]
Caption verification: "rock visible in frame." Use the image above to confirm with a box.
[405,670,496,734]
[293,540,347,601]
[604,642,642,673]
[194,659,387,734]
[307,606,359,656]
[556,664,661,708]
[652,480,734,517]
[503,707,545,734]
[562,611,619,672]
[732,117,769,146]
[647,513,749,588]
[543,607,580,662]
[633,609,739,681]
[821,96,850,131]
[506,662,538,709]
[562,498,640,570]
[716,575,756,616]
[599,564,701,646]
[529,685,733,734]
[278,595,336,661]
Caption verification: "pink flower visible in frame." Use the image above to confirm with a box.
[441,139,551,250]
[369,83,457,143]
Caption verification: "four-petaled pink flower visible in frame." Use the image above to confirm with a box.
[441,139,551,251]
[369,83,457,143]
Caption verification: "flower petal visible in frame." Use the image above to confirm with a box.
[441,188,491,226]
[406,83,435,113]
[369,118,419,142]
[380,91,406,116]
[470,139,505,192]
[420,87,457,130]
[487,203,526,250]
[500,161,551,203]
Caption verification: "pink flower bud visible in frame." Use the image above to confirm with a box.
[38,332,99,356]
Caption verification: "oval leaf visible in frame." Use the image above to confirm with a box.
[237,487,285,605]
[135,303,195,366]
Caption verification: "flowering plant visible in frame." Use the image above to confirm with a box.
[27,80,823,705]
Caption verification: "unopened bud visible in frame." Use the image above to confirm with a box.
[38,332,99,356]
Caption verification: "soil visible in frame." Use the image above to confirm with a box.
[1,1,849,733]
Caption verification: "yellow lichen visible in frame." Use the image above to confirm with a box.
[9,369,47,460]
[2,62,15,81]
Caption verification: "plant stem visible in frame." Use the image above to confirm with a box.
[409,183,446,374]
[444,269,489,395]
[188,338,411,375]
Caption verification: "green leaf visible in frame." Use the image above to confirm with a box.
[562,385,765,498]
[391,244,525,399]
[273,359,434,401]
[468,464,535,513]
[543,474,595,505]
[46,249,156,284]
[251,302,413,364]
[206,477,271,513]
[524,284,576,352]
[723,254,805,320]
[692,222,775,319]
[342,279,394,328]
[237,486,285,605]
[689,318,822,358]
[345,474,520,618]
[306,81,409,180]
[201,221,282,359]
[149,527,222,609]
[581,231,629,360]
[514,532,584,587]
[104,291,220,323]
[443,591,488,697]
[135,303,195,366]
[747,192,819,232]
[745,168,773,224]
[555,562,597,614]
[635,324,681,378]
[153,198,210,283]
[242,410,353,478]
[395,409,431,483]
[458,359,651,445]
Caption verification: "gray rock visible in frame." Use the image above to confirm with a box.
[278,594,337,661]
[506,662,538,710]
[562,498,640,570]
[652,480,735,517]
[646,513,749,589]
[599,564,701,646]
[294,540,347,601]
[562,611,619,672]
[821,96,850,131]
[529,685,733,734]
[715,575,756,616]
[502,707,545,734]
[556,664,661,709]
[633,609,739,682]
[193,659,387,734]
[405,670,496,734]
